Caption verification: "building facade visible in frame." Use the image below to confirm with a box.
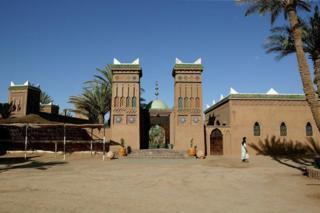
[109,58,319,155]
[204,93,320,155]
[109,58,205,151]
[5,59,318,156]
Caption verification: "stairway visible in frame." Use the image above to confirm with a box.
[126,149,188,159]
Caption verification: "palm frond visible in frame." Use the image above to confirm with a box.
[40,91,53,104]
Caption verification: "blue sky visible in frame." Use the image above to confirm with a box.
[0,0,317,111]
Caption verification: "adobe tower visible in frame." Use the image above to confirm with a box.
[8,81,41,117]
[172,58,205,151]
[110,58,142,149]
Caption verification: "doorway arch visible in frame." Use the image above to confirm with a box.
[210,129,223,155]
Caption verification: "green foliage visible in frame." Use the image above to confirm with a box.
[40,91,53,104]
[69,66,112,124]
[240,0,311,24]
[0,102,15,119]
[148,125,165,148]
[69,82,110,123]
[264,6,320,60]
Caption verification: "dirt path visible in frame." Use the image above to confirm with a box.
[0,154,319,213]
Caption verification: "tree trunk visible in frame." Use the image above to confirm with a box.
[313,57,320,96]
[98,114,104,124]
[288,9,320,132]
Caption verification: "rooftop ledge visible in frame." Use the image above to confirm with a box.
[204,93,306,114]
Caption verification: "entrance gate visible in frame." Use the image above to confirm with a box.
[210,129,223,155]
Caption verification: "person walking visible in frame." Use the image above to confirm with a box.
[241,137,249,162]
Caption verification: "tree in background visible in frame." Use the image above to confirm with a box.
[239,0,320,132]
[69,66,112,124]
[264,6,320,95]
[70,64,146,124]
[40,91,53,104]
[0,102,15,119]
[148,125,165,148]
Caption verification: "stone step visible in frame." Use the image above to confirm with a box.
[126,149,188,159]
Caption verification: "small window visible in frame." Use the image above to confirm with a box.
[184,97,189,109]
[114,97,119,108]
[306,122,313,136]
[216,120,220,126]
[195,97,200,108]
[178,97,183,110]
[132,96,137,108]
[208,114,215,125]
[126,97,130,108]
[280,122,287,136]
[120,97,125,107]
[190,97,195,109]
[253,122,260,136]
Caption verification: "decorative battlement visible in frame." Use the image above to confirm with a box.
[172,58,203,77]
[9,81,41,92]
[110,58,142,77]
[8,81,41,117]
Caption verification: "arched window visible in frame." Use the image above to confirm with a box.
[114,97,119,108]
[190,97,195,109]
[184,97,189,109]
[216,120,220,126]
[178,97,183,110]
[126,97,130,108]
[253,122,261,136]
[132,96,137,108]
[280,122,287,136]
[306,122,313,136]
[195,97,200,108]
[120,97,125,107]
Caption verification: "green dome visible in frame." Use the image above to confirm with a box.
[146,99,169,110]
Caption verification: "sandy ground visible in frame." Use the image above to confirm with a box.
[0,153,319,213]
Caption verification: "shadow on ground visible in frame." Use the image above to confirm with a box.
[249,136,319,172]
[0,155,67,173]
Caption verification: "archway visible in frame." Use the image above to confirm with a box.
[148,125,166,148]
[210,129,223,155]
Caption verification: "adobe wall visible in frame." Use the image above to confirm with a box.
[229,99,320,156]
[173,114,205,151]
[205,101,230,126]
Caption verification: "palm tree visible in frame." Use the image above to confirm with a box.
[240,0,320,132]
[69,82,111,124]
[70,64,145,124]
[0,102,16,119]
[91,65,146,103]
[40,91,53,104]
[264,6,320,95]
[70,65,112,124]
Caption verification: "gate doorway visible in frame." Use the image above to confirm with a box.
[148,125,166,148]
[210,129,223,155]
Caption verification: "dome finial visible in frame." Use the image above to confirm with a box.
[155,81,159,99]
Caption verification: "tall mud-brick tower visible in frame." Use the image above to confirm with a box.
[172,58,205,151]
[110,58,142,150]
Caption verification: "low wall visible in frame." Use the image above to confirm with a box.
[0,126,112,154]
[307,167,320,179]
